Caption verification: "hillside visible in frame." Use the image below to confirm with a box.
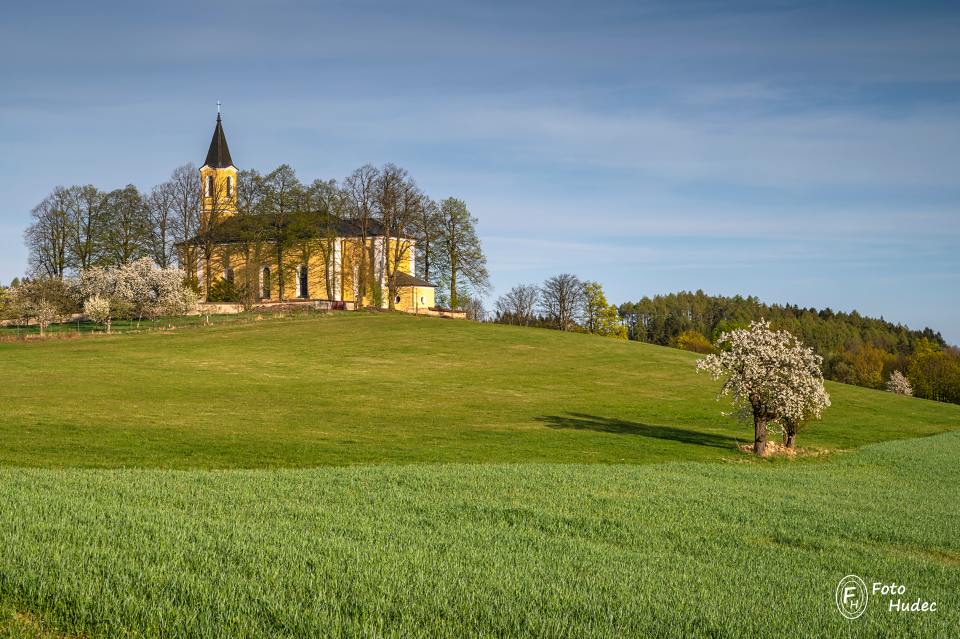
[1,313,957,469]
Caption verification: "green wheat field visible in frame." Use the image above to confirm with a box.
[1,313,957,637]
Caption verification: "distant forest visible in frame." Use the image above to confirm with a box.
[618,290,960,405]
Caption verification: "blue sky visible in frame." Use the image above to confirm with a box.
[1,1,958,341]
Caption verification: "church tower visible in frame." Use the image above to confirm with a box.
[199,111,238,227]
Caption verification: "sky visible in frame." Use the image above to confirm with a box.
[1,1,958,342]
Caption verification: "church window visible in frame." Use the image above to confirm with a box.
[205,175,213,197]
[226,176,232,197]
[261,267,271,299]
[297,265,309,299]
[395,295,402,304]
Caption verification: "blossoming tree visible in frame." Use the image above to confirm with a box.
[696,320,831,454]
[886,370,913,396]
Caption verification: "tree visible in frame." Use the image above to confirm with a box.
[696,320,830,454]
[168,164,201,277]
[540,274,583,331]
[24,188,71,278]
[7,277,78,337]
[146,180,177,267]
[461,296,486,321]
[83,295,113,333]
[495,284,540,326]
[582,281,627,339]
[65,184,107,271]
[343,165,380,306]
[80,259,196,327]
[435,197,489,309]
[886,370,913,396]
[413,198,442,284]
[375,165,422,310]
[673,329,717,354]
[101,185,149,265]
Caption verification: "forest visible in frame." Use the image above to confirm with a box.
[618,291,960,405]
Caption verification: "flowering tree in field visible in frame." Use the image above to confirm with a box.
[83,295,113,333]
[886,370,913,397]
[80,259,197,327]
[697,320,830,454]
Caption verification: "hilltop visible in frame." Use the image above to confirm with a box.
[1,313,956,469]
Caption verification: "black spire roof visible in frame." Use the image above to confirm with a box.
[203,113,234,168]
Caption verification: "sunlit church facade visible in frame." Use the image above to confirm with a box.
[179,114,436,313]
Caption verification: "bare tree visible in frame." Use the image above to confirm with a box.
[375,164,422,310]
[343,164,380,305]
[413,197,442,284]
[65,184,106,271]
[24,188,71,278]
[540,273,584,331]
[495,284,540,325]
[435,197,489,309]
[306,178,344,300]
[146,180,177,267]
[168,164,200,277]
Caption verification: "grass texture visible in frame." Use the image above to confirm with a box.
[1,313,957,469]
[0,430,957,638]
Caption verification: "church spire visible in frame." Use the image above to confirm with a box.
[203,109,234,169]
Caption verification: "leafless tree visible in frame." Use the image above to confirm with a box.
[376,164,423,310]
[65,184,106,271]
[24,187,71,278]
[495,284,540,325]
[540,273,584,331]
[413,197,442,284]
[146,180,177,267]
[343,164,380,305]
[169,164,200,276]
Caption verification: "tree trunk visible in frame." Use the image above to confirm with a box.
[450,267,458,309]
[276,244,285,301]
[784,431,796,449]
[753,414,768,455]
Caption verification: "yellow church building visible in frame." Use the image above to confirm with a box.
[181,114,437,313]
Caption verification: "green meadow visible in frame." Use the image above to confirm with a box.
[0,313,957,637]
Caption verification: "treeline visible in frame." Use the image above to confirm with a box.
[23,163,489,309]
[619,290,960,404]
[493,275,626,338]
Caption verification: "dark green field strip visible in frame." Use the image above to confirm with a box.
[1,431,957,638]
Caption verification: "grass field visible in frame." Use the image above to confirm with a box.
[0,313,957,637]
[1,431,957,638]
[1,313,957,468]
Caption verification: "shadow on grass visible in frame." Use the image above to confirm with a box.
[538,412,737,449]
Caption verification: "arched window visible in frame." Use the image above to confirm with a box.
[261,267,271,299]
[226,176,232,197]
[297,265,309,299]
[205,175,213,197]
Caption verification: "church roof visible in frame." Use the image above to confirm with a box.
[177,211,387,246]
[394,272,437,288]
[203,114,234,169]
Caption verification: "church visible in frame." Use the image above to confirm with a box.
[180,113,437,313]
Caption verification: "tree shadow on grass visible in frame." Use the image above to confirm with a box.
[537,413,737,450]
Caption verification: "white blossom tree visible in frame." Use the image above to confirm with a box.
[696,320,831,454]
[80,258,196,328]
[886,370,913,396]
[83,295,113,333]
